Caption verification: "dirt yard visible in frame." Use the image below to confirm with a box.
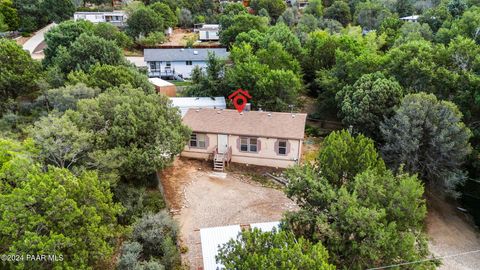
[160,158,297,269]
[427,193,480,269]
[161,28,197,47]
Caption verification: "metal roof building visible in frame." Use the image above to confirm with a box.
[170,97,226,117]
[144,48,228,62]
[199,221,280,270]
[200,225,241,270]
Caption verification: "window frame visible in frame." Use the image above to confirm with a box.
[240,137,258,153]
[186,60,193,65]
[190,133,206,149]
[278,140,287,155]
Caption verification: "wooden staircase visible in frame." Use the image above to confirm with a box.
[213,146,232,172]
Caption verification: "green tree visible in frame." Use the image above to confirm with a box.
[184,52,227,97]
[394,0,414,17]
[324,1,351,26]
[250,0,286,22]
[220,13,269,46]
[150,2,177,28]
[263,23,303,57]
[394,21,433,45]
[30,113,94,169]
[381,93,472,194]
[217,229,335,270]
[336,72,403,138]
[132,211,180,269]
[316,130,386,186]
[255,69,302,111]
[43,20,95,66]
[36,83,100,112]
[0,39,41,113]
[0,0,19,30]
[305,0,323,17]
[93,22,133,49]
[68,64,154,93]
[127,7,164,38]
[257,41,301,75]
[41,0,75,22]
[176,7,193,27]
[447,0,467,18]
[52,33,125,73]
[0,139,123,269]
[74,85,190,179]
[284,166,434,269]
[13,0,45,32]
[354,1,391,30]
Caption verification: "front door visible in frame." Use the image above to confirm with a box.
[217,134,228,154]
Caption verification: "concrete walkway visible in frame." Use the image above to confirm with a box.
[23,23,56,54]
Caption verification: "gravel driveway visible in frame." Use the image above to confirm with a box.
[427,194,480,270]
[160,158,297,269]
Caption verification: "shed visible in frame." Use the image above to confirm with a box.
[148,78,177,97]
[170,97,226,117]
[250,221,280,232]
[200,225,241,270]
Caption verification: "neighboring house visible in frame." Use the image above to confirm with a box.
[400,15,420,22]
[170,97,227,117]
[144,48,229,79]
[149,78,177,97]
[73,11,128,27]
[198,24,220,41]
[181,108,307,170]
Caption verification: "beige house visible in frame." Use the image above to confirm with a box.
[181,108,307,170]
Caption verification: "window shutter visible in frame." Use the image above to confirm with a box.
[205,134,209,148]
[236,137,241,151]
[257,139,261,152]
[274,140,279,155]
[286,141,291,155]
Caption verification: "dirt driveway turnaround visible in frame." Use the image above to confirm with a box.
[160,158,297,269]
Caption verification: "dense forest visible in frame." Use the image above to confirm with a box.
[1,0,480,269]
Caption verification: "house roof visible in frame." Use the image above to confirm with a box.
[74,11,126,15]
[182,108,307,140]
[170,97,226,117]
[200,24,220,30]
[400,15,420,20]
[144,48,228,62]
[149,78,174,87]
[200,225,241,270]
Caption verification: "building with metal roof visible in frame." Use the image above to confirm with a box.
[170,97,226,117]
[144,48,228,79]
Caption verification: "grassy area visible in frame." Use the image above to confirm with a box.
[168,80,192,86]
[124,49,143,56]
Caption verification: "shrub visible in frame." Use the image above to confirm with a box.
[136,31,166,47]
[133,211,181,269]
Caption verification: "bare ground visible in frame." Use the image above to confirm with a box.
[427,193,480,269]
[160,158,297,270]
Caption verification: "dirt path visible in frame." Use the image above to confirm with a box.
[160,158,297,269]
[427,194,480,269]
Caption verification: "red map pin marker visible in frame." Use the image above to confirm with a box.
[228,89,252,113]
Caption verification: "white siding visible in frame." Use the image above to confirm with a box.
[200,225,241,270]
[199,30,220,41]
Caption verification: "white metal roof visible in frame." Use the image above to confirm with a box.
[400,15,420,20]
[200,225,241,270]
[148,78,174,87]
[250,221,280,232]
[170,97,226,117]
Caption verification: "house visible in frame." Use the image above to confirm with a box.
[198,24,220,41]
[149,78,177,97]
[170,97,226,117]
[400,15,420,22]
[144,48,229,79]
[73,11,128,27]
[181,108,307,170]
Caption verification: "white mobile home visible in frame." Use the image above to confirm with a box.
[144,48,228,79]
[170,97,226,117]
[199,24,220,41]
[74,11,128,27]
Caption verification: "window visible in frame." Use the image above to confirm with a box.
[149,61,161,71]
[240,137,258,153]
[278,140,287,155]
[186,61,192,65]
[166,62,171,68]
[190,133,206,148]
